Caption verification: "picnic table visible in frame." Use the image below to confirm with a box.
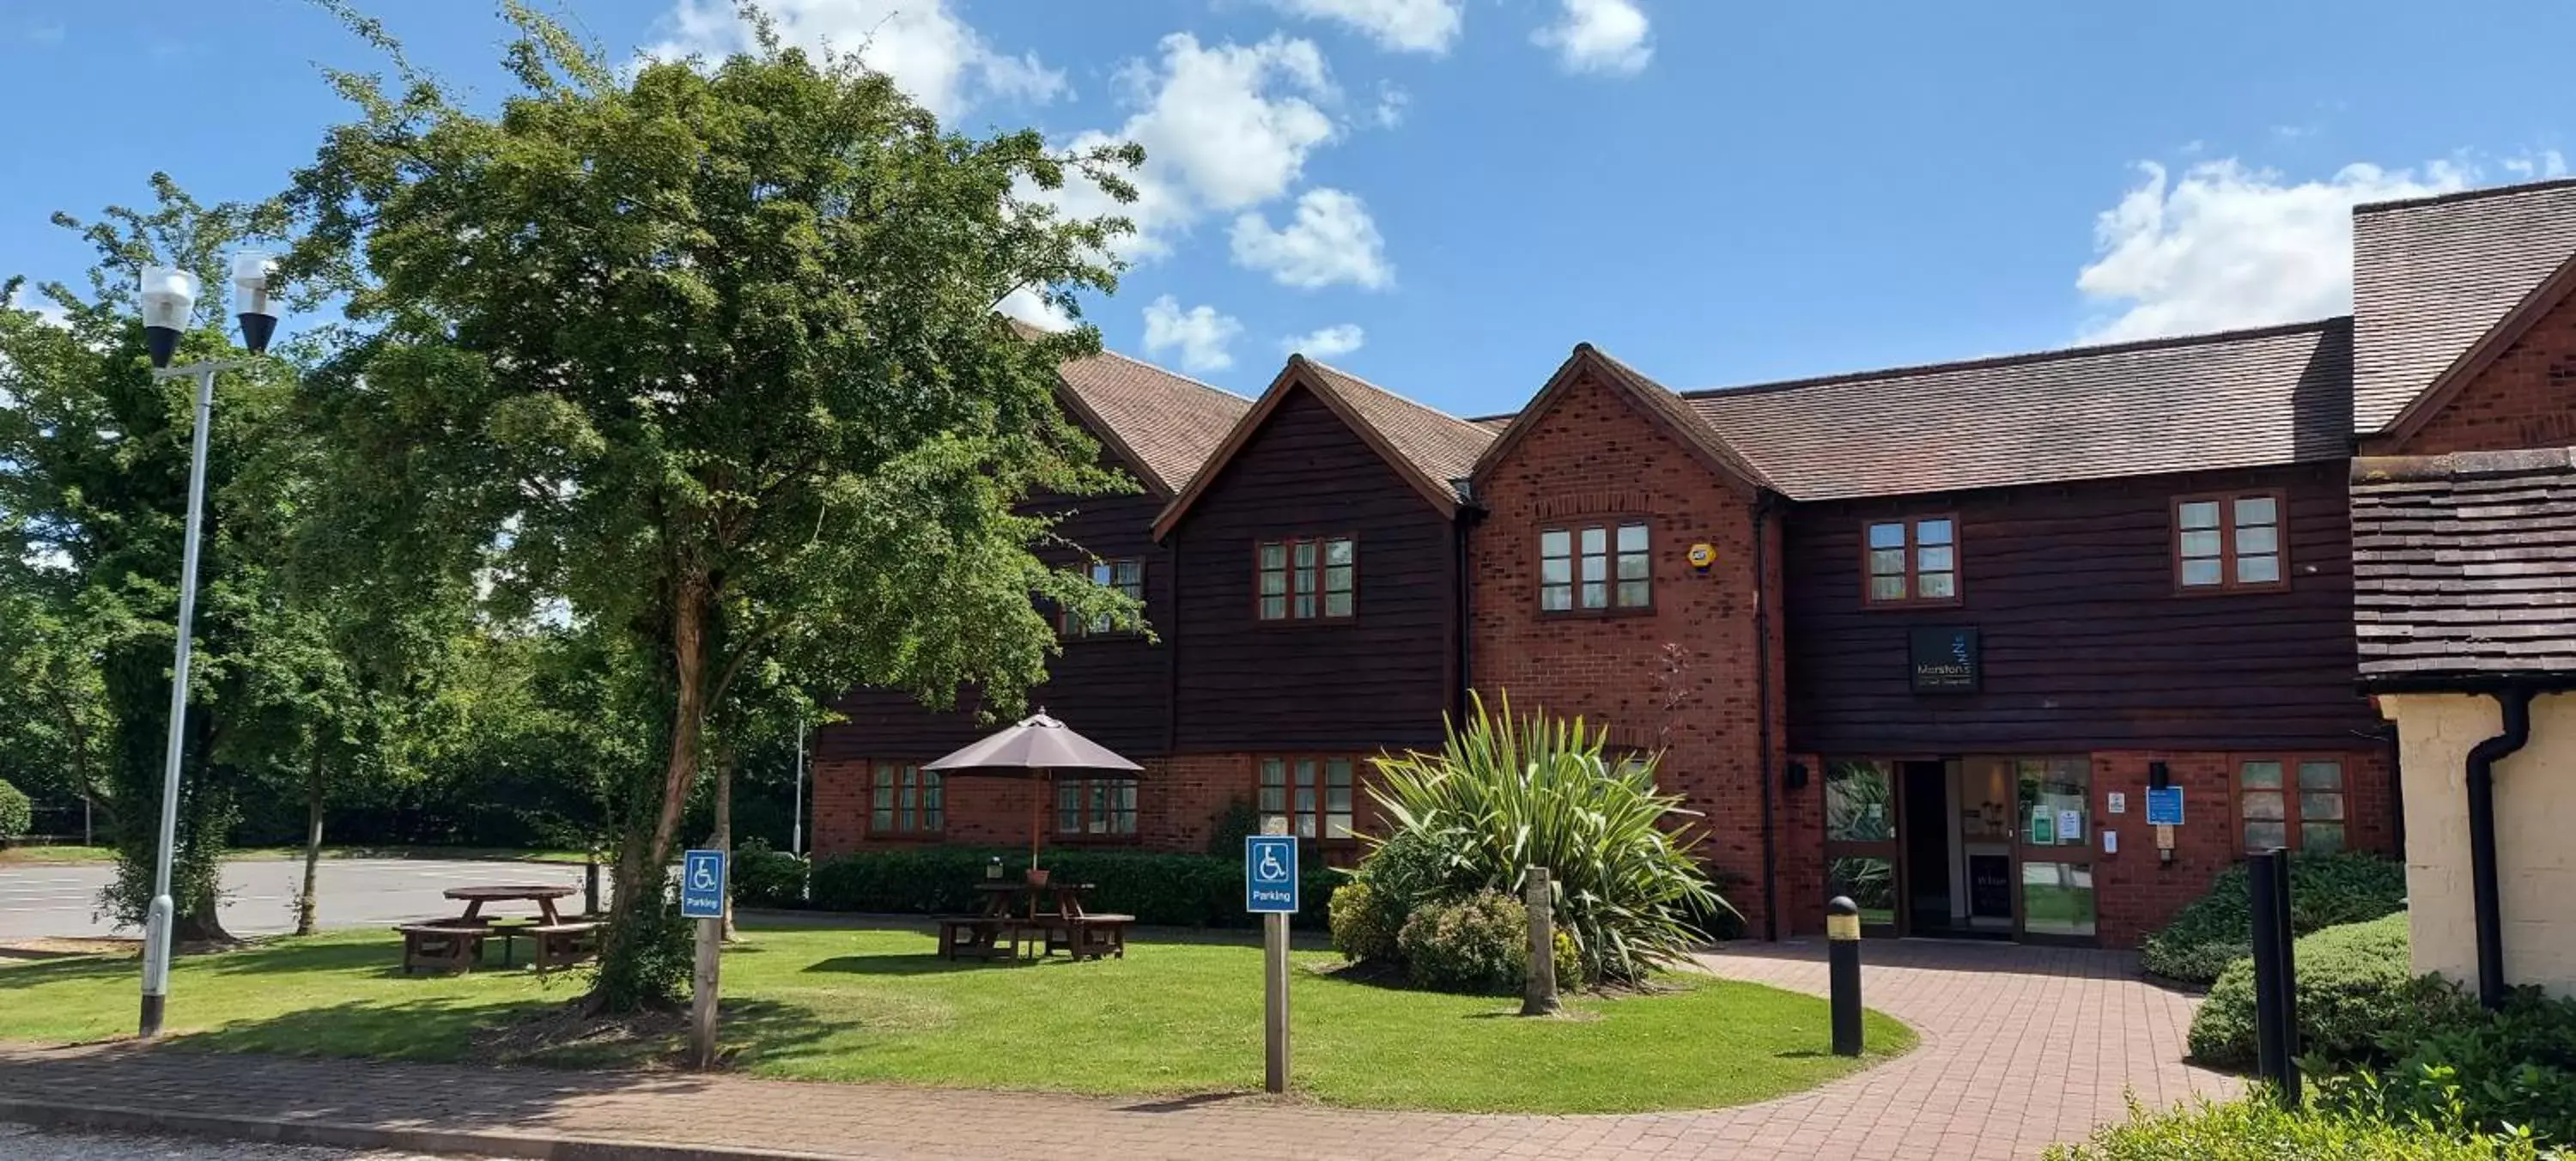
[939,880,1133,962]
[398,884,597,976]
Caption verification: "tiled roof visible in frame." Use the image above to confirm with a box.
[1680,319,2354,501]
[2352,179,2576,434]
[2351,447,2576,687]
[1055,349,1252,495]
[1303,359,1497,489]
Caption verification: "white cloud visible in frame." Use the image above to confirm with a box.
[2502,149,2568,181]
[1230,188,1394,290]
[1371,83,1410,129]
[1267,0,1463,54]
[1280,324,1365,358]
[2074,157,2496,343]
[650,0,1065,120]
[1141,295,1242,374]
[997,285,1074,332]
[1533,0,1651,76]
[3,284,68,328]
[1025,33,1340,261]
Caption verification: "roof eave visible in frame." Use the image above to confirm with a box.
[1149,356,1463,543]
[1469,344,1771,499]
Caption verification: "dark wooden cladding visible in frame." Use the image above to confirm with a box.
[1783,462,2379,754]
[821,456,1177,762]
[1169,386,1455,753]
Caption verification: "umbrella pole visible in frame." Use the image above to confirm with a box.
[1030,769,1047,873]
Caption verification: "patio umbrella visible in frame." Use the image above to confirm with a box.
[925,710,1143,871]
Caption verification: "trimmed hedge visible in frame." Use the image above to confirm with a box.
[2187,913,2474,1070]
[2318,986,2576,1146]
[2140,852,2409,986]
[805,847,1340,931]
[2044,1094,2553,1160]
[732,839,808,908]
[0,780,28,843]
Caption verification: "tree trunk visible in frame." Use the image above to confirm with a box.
[297,747,325,937]
[713,745,737,942]
[590,569,714,1013]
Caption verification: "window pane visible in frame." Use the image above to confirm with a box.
[1917,519,1953,546]
[1259,595,1287,620]
[2300,792,2345,821]
[874,764,894,793]
[2180,559,2223,587]
[1617,552,1650,580]
[2236,526,2278,556]
[1918,572,1956,600]
[1327,758,1352,787]
[1540,530,1571,557]
[1297,814,1317,839]
[1294,594,1316,619]
[1870,575,1910,601]
[2301,822,2345,854]
[1828,857,1897,926]
[1867,522,1906,550]
[1325,538,1353,566]
[2179,501,2221,530]
[1868,548,1906,576]
[1261,544,1285,569]
[1617,524,1649,552]
[1917,545,1953,573]
[2297,761,2344,791]
[1324,592,1352,617]
[1294,541,1317,567]
[1580,526,1607,554]
[2235,495,2276,526]
[2245,820,2288,850]
[1261,758,1285,787]
[2020,860,2097,938]
[2240,760,2284,789]
[1540,558,1571,584]
[1260,569,1286,596]
[1540,585,1572,611]
[2179,530,2223,558]
[1581,555,1607,581]
[1090,562,1113,586]
[2237,555,2281,585]
[1825,761,1894,842]
[2241,790,2285,821]
[1582,581,1608,608]
[1617,580,1651,607]
[1325,564,1353,593]
[1325,812,1353,840]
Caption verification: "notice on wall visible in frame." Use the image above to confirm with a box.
[2057,809,2083,844]
[2029,809,2054,846]
[2107,792,2127,815]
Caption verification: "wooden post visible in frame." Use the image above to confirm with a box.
[1261,817,1291,1095]
[690,915,721,1068]
[1522,866,1561,1016]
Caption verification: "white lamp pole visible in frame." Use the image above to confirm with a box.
[134,252,280,1039]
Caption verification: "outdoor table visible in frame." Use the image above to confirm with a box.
[444,884,578,925]
[972,880,1095,922]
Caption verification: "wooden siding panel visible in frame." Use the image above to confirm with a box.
[1783,462,2379,753]
[1171,387,1455,753]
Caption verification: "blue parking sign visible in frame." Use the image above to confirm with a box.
[681,849,728,919]
[2145,787,2185,827]
[1245,836,1299,913]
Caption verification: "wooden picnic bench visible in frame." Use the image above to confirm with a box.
[935,881,1130,962]
[397,923,487,975]
[526,921,602,976]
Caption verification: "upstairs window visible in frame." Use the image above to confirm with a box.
[1061,558,1144,637]
[1864,516,1958,605]
[2177,494,2285,591]
[1257,537,1356,621]
[1057,778,1139,837]
[1541,522,1651,611]
[1260,756,1357,841]
[870,763,943,835]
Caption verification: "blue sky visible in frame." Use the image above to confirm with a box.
[4,0,2571,416]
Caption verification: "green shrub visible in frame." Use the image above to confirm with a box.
[2044,1093,2552,1160]
[1368,693,1733,985]
[2142,852,2409,986]
[0,780,29,842]
[2318,987,2576,1145]
[2188,914,2475,1070]
[1206,798,1260,856]
[731,839,807,908]
[1328,879,1398,963]
[1398,890,1526,994]
[805,847,1337,931]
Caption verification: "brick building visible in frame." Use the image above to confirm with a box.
[811,176,2576,950]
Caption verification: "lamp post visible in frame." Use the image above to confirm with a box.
[134,252,280,1040]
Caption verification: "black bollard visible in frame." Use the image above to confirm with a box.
[1827,895,1863,1056]
[2248,848,2300,1105]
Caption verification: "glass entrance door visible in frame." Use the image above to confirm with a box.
[1823,759,1900,935]
[2011,757,2098,943]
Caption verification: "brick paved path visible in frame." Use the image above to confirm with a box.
[0,941,2235,1160]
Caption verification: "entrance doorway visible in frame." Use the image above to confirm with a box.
[1821,756,2097,944]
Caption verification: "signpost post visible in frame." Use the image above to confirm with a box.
[681,848,728,1069]
[1245,826,1300,1095]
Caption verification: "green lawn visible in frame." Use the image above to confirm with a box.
[0,922,1913,1114]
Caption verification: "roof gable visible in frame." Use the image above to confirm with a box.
[2353,179,2576,433]
[1053,348,1252,495]
[2372,251,2576,452]
[1151,356,1492,539]
[1471,344,1769,495]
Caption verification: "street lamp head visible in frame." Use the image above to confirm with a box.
[137,265,198,369]
[231,251,280,356]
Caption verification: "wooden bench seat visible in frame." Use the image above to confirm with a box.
[1053,913,1133,961]
[524,921,602,976]
[396,924,487,975]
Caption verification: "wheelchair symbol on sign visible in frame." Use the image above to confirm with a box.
[1256,848,1288,882]
[690,860,720,891]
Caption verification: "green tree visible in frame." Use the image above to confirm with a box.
[0,179,295,942]
[283,3,1146,1009]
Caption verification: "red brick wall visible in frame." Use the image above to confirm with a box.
[2381,284,2576,454]
[2087,747,2395,945]
[810,752,1264,858]
[1468,360,1789,939]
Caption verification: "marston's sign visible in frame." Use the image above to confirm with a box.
[1909,626,1980,693]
